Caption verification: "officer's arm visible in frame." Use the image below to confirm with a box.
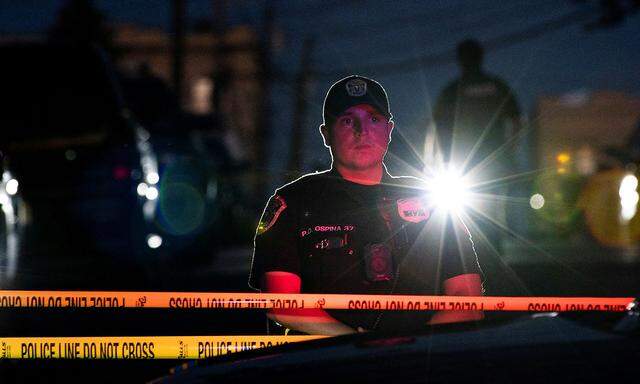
[429,215,484,325]
[429,273,484,325]
[265,271,356,336]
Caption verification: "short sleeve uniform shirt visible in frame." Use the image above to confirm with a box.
[249,168,481,331]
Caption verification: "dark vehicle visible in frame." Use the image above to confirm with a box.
[118,69,258,268]
[153,310,640,383]
[0,43,160,288]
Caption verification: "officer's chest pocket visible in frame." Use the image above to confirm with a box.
[299,226,358,289]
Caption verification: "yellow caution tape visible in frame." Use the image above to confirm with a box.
[0,335,325,359]
[0,290,633,312]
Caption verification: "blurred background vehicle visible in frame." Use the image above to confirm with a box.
[0,42,161,288]
[0,42,258,289]
[118,65,258,271]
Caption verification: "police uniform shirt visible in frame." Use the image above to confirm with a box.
[249,168,481,332]
[434,71,520,173]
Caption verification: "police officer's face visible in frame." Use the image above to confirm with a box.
[323,104,393,171]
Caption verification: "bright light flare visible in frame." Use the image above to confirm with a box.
[146,172,159,185]
[619,174,639,222]
[145,186,159,201]
[137,183,148,197]
[5,179,19,196]
[146,234,163,249]
[556,152,571,165]
[427,168,470,212]
[530,194,545,210]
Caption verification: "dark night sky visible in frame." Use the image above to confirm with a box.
[2,0,639,174]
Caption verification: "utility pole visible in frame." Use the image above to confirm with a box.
[288,38,315,177]
[171,0,186,107]
[255,3,274,197]
[211,0,227,116]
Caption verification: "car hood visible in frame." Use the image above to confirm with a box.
[152,312,640,383]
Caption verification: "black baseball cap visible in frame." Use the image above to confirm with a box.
[322,75,392,124]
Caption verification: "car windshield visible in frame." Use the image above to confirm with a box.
[0,1,638,382]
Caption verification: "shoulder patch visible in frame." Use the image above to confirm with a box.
[257,195,287,235]
[397,198,430,223]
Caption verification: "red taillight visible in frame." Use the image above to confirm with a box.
[113,166,130,180]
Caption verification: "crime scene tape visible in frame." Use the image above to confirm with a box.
[0,335,325,359]
[0,290,634,312]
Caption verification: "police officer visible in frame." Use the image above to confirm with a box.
[433,39,521,170]
[433,39,522,256]
[249,75,483,336]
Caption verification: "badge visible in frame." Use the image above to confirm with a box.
[364,243,393,282]
[257,195,287,235]
[397,198,430,223]
[345,78,367,97]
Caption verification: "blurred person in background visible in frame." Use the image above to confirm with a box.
[249,75,483,336]
[433,39,522,256]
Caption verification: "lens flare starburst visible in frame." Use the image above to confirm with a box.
[426,168,471,213]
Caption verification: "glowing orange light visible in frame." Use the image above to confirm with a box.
[556,152,571,165]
